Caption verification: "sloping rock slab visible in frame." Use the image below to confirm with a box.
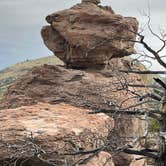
[0,64,145,113]
[0,103,114,165]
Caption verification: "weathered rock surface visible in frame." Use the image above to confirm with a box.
[0,63,147,165]
[41,1,138,69]
[0,63,145,116]
[130,159,147,166]
[0,103,114,165]
[112,153,147,166]
[0,62,148,166]
[0,0,147,165]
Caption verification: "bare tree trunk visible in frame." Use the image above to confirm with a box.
[156,89,166,166]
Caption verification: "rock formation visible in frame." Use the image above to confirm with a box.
[0,63,147,165]
[82,0,101,5]
[41,0,138,69]
[0,103,114,165]
[0,63,145,115]
[0,1,148,165]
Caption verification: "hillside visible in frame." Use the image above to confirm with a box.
[0,56,63,99]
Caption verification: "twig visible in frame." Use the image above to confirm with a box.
[119,70,166,75]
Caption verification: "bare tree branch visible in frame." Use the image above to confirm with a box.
[120,70,166,75]
[123,148,158,159]
[127,84,161,90]
[154,78,166,90]
[139,93,161,102]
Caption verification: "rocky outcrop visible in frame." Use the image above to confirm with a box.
[0,1,147,165]
[82,0,101,5]
[0,63,148,166]
[0,63,145,115]
[130,159,147,166]
[41,0,138,69]
[0,63,147,165]
[0,103,114,165]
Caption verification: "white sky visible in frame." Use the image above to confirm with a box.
[0,0,166,71]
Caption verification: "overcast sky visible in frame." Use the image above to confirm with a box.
[0,0,166,70]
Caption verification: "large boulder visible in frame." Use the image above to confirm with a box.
[0,64,146,137]
[0,63,148,165]
[0,103,114,165]
[41,1,138,69]
[0,63,146,115]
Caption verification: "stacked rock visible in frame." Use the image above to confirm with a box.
[41,0,138,69]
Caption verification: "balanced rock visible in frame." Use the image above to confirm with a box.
[41,1,138,69]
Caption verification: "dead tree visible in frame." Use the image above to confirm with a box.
[64,13,166,166]
[118,13,166,166]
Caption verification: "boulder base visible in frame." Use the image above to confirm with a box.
[0,103,114,165]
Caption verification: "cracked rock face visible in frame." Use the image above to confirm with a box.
[0,63,147,165]
[0,103,114,165]
[41,1,138,69]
